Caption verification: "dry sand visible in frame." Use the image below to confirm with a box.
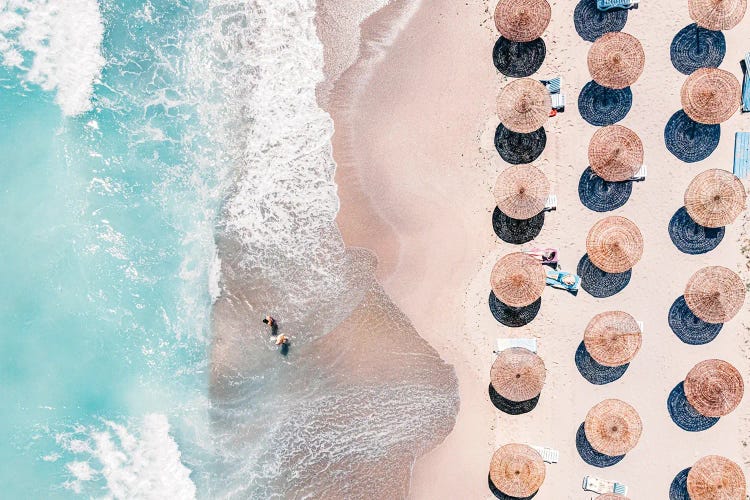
[322,0,750,497]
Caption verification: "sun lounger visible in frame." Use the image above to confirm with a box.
[524,248,559,266]
[494,338,537,354]
[544,194,557,212]
[540,77,565,111]
[551,93,566,111]
[735,132,750,179]
[597,0,639,10]
[545,269,581,292]
[637,320,644,333]
[582,475,628,496]
[531,445,559,463]
[629,164,647,181]
[742,53,750,112]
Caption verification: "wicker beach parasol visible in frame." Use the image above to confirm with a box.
[494,0,552,42]
[687,455,747,500]
[588,32,645,90]
[689,0,747,30]
[491,347,546,401]
[489,443,546,498]
[684,266,746,323]
[584,399,642,456]
[681,68,741,125]
[684,169,747,228]
[684,359,744,417]
[588,125,643,182]
[493,164,551,219]
[586,216,644,274]
[497,79,551,133]
[583,311,642,367]
[490,252,546,308]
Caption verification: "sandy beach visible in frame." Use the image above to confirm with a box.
[321,0,750,497]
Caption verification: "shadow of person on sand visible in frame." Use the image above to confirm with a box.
[489,384,540,415]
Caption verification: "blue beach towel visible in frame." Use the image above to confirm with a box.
[597,0,638,10]
[734,132,750,179]
[742,53,750,112]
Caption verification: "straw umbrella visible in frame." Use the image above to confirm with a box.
[681,68,741,125]
[489,443,546,498]
[586,216,644,273]
[689,0,747,30]
[490,253,546,307]
[491,347,546,401]
[497,78,551,133]
[687,455,747,500]
[493,164,551,219]
[684,359,744,417]
[494,0,551,42]
[584,399,642,456]
[583,311,642,367]
[588,125,643,182]
[588,32,645,90]
[684,169,747,228]
[684,266,746,323]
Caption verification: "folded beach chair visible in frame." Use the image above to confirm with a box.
[544,194,557,212]
[531,445,560,463]
[597,0,638,10]
[523,247,559,266]
[742,53,750,112]
[735,132,750,179]
[545,269,581,292]
[551,93,566,112]
[494,338,537,354]
[582,475,628,496]
[629,164,647,181]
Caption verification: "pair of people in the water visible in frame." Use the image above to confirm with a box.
[262,315,288,348]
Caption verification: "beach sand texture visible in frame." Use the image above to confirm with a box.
[319,0,750,498]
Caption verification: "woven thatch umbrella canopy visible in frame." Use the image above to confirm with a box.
[588,125,643,182]
[689,0,747,30]
[684,359,744,417]
[583,311,642,367]
[493,165,551,219]
[489,444,546,497]
[584,399,642,456]
[588,32,645,90]
[681,68,741,125]
[687,455,747,500]
[494,0,551,42]
[685,169,747,228]
[586,216,644,274]
[491,253,546,308]
[497,79,551,133]
[684,266,746,323]
[491,347,546,401]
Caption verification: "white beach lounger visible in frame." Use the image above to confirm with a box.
[582,475,628,496]
[630,164,647,181]
[494,338,537,354]
[551,93,566,111]
[544,194,557,212]
[531,445,559,463]
[637,320,644,333]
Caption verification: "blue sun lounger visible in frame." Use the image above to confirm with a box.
[597,0,639,10]
[735,132,750,179]
[742,53,750,112]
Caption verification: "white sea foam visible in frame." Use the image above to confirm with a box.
[0,0,105,115]
[58,414,196,499]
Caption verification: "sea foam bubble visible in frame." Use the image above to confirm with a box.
[0,0,105,116]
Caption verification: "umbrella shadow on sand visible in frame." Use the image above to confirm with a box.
[493,37,546,78]
[489,292,542,327]
[574,341,629,385]
[494,124,547,165]
[575,423,625,467]
[577,254,631,298]
[667,382,719,431]
[489,384,540,415]
[574,0,628,42]
[668,295,723,345]
[668,207,724,255]
[669,467,691,500]
[578,167,633,212]
[492,208,545,245]
[578,81,632,126]
[670,23,725,75]
[664,110,720,163]
[488,475,538,500]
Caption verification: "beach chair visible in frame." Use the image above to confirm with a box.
[637,321,644,333]
[540,77,566,111]
[630,164,647,181]
[544,194,557,212]
[597,0,638,10]
[742,53,750,112]
[735,132,750,179]
[582,475,628,496]
[531,445,560,463]
[545,269,581,292]
[551,93,566,112]
[494,338,537,354]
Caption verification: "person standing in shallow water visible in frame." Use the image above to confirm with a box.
[262,315,278,335]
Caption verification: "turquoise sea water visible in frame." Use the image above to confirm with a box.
[1,1,217,496]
